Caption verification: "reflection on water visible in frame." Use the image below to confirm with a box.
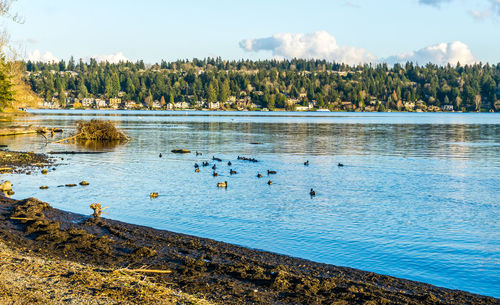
[76,139,124,151]
[1,110,499,298]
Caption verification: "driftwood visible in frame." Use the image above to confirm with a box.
[0,126,62,137]
[10,217,34,221]
[48,151,108,155]
[117,268,171,274]
[54,134,81,143]
[0,127,40,137]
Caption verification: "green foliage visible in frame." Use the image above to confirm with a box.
[24,58,499,112]
[0,58,14,110]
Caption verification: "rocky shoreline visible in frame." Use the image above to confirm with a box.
[0,195,497,304]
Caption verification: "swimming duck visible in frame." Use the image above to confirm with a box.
[267,170,277,175]
[267,180,273,185]
[212,156,222,162]
[196,151,202,156]
[228,161,232,166]
[212,164,217,170]
[150,192,159,199]
[159,153,162,158]
[257,173,262,178]
[337,163,344,167]
[217,181,228,188]
[194,163,199,168]
[230,169,237,175]
[195,168,200,173]
[309,188,316,197]
[304,160,309,166]
[202,161,209,167]
[213,171,219,177]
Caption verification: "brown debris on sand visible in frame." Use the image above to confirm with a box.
[0,241,212,305]
[0,196,497,305]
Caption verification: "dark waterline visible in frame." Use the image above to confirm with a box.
[2,110,499,297]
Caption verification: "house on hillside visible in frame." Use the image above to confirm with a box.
[441,105,454,111]
[152,101,162,109]
[81,98,95,108]
[109,98,121,109]
[95,99,107,108]
[43,101,59,109]
[174,101,189,109]
[342,101,355,110]
[124,100,137,109]
[404,102,415,111]
[208,101,220,109]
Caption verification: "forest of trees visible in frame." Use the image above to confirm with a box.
[24,57,499,112]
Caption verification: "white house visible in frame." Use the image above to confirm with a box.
[81,98,95,108]
[208,101,220,109]
[95,99,107,108]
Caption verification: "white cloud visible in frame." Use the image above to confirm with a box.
[90,52,129,64]
[469,9,492,20]
[27,50,59,63]
[384,41,477,66]
[240,31,376,65]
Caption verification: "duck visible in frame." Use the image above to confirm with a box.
[267,180,273,185]
[257,173,262,178]
[228,161,232,166]
[309,188,316,197]
[212,156,222,162]
[212,171,219,177]
[196,151,202,156]
[267,170,277,175]
[217,181,228,188]
[194,163,199,168]
[159,153,162,158]
[230,169,237,175]
[304,160,309,166]
[150,192,159,199]
[195,168,200,173]
[212,164,217,170]
[337,163,344,167]
[202,161,209,167]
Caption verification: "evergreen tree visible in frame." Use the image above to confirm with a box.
[0,59,14,109]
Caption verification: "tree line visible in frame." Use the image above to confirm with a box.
[24,57,499,111]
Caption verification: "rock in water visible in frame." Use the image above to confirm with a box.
[0,181,12,191]
[171,149,191,154]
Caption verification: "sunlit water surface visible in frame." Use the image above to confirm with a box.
[1,110,499,297]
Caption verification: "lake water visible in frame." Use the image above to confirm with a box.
[1,110,499,298]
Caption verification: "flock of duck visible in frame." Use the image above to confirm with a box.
[153,151,347,199]
[154,152,347,199]
[192,155,282,189]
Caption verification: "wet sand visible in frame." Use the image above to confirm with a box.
[0,195,497,304]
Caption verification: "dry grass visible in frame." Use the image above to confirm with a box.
[76,120,127,141]
[0,241,213,305]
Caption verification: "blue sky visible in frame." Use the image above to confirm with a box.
[4,0,499,64]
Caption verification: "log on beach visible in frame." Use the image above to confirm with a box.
[0,126,41,137]
[48,151,108,155]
